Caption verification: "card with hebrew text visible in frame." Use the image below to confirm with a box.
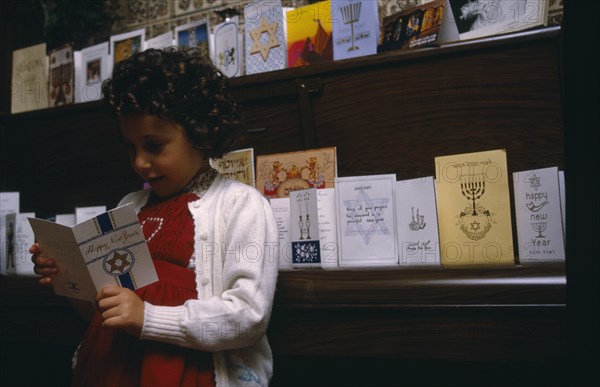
[435,149,515,267]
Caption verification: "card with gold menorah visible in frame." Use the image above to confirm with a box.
[435,149,515,267]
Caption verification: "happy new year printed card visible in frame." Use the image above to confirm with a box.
[435,149,515,268]
[28,203,158,302]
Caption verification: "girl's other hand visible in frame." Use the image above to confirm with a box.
[29,243,58,285]
[96,286,145,337]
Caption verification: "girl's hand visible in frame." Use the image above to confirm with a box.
[29,243,58,285]
[96,286,145,337]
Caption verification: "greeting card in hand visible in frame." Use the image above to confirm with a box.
[29,204,158,302]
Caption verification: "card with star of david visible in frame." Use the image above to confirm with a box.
[244,0,287,74]
[513,166,565,265]
[435,149,515,268]
[335,174,399,267]
[29,203,158,301]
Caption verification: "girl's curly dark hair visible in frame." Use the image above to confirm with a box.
[102,47,244,159]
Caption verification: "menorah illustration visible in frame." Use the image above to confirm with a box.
[531,222,547,238]
[461,174,486,216]
[341,2,362,51]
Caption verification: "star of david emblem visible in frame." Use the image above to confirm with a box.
[249,17,280,62]
[528,174,541,190]
[343,189,391,245]
[105,250,132,274]
[470,220,481,231]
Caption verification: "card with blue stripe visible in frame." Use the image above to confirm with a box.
[29,203,158,302]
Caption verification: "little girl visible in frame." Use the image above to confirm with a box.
[31,47,279,387]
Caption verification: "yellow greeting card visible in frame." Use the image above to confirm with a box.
[286,0,333,68]
[435,149,515,267]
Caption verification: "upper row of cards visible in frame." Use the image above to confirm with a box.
[11,0,551,113]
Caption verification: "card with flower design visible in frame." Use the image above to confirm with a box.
[290,188,321,267]
[435,149,515,267]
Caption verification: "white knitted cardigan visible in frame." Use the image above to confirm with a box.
[119,173,280,387]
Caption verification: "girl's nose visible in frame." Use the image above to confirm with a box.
[133,152,151,172]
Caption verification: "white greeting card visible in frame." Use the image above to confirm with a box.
[336,174,398,267]
[244,0,287,75]
[75,42,109,103]
[559,170,565,241]
[269,197,293,270]
[144,31,174,50]
[75,206,107,224]
[513,166,565,264]
[395,177,441,267]
[290,188,321,267]
[331,0,379,61]
[1,192,20,275]
[317,188,339,269]
[28,204,158,301]
[447,0,549,42]
[55,214,76,227]
[213,16,243,77]
[5,212,36,277]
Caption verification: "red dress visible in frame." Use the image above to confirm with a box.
[71,192,216,387]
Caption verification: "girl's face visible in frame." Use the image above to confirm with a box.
[119,115,205,198]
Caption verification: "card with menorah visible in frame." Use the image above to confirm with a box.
[435,149,515,268]
[513,166,565,265]
[330,0,379,61]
